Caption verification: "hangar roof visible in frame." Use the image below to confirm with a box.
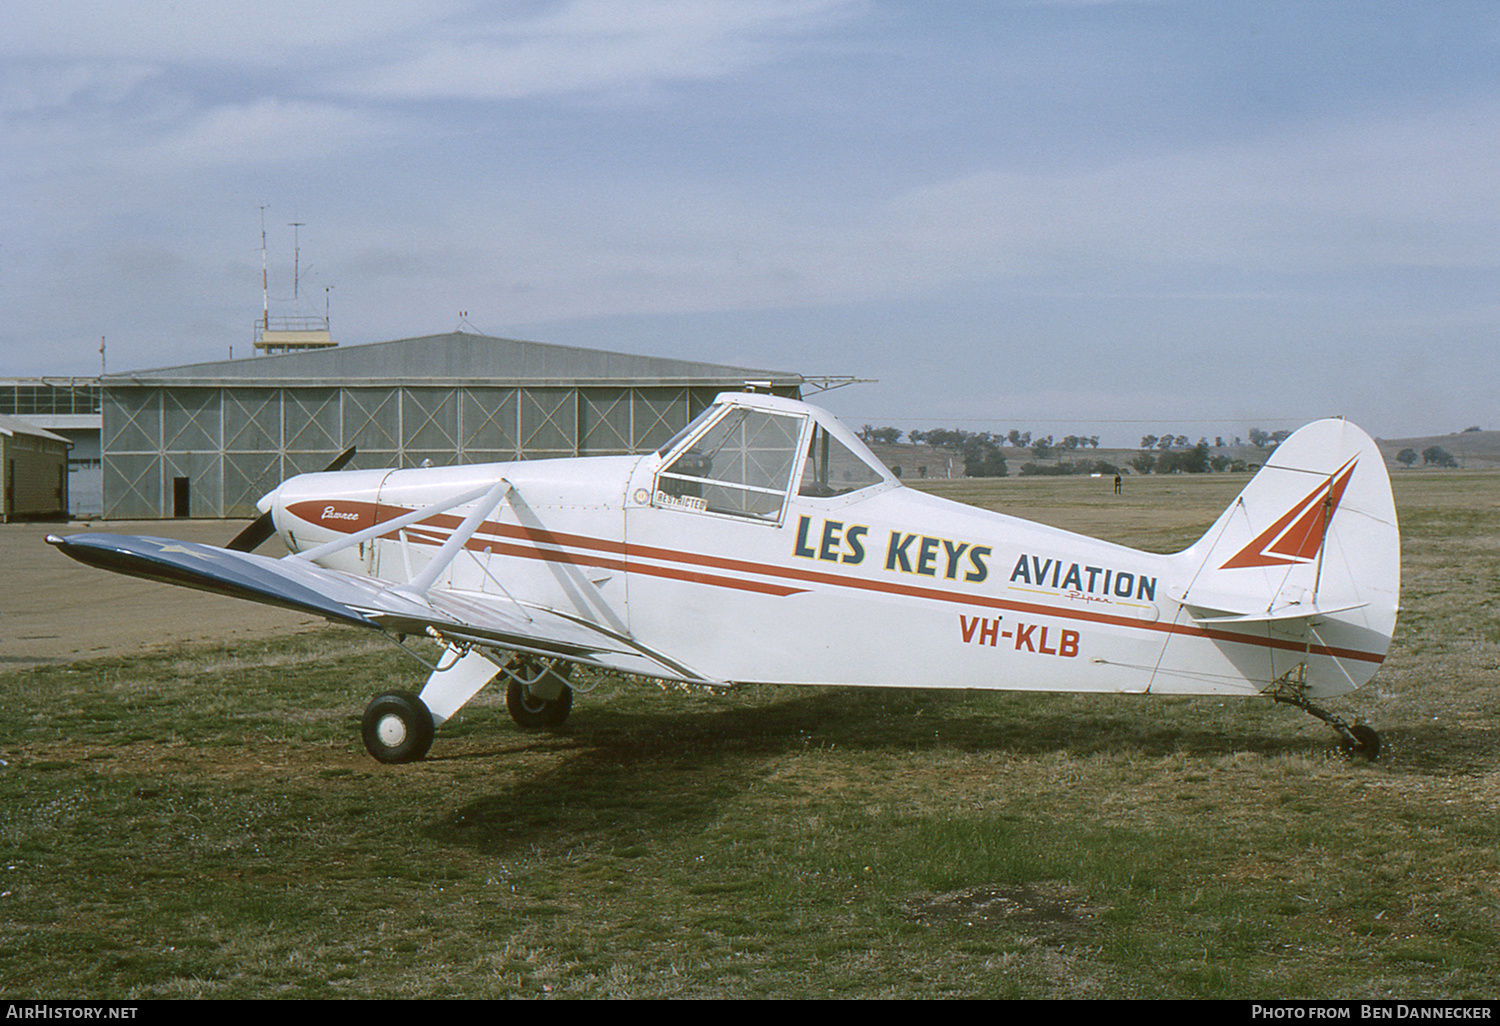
[0,413,71,444]
[103,332,803,391]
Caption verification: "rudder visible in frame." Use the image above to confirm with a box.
[1170,419,1400,697]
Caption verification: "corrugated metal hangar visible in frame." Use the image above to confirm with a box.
[101,331,805,519]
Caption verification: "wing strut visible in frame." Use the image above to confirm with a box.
[287,479,507,565]
[398,478,512,596]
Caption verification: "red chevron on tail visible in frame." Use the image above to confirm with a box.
[1220,458,1357,569]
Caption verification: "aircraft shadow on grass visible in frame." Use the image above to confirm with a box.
[418,686,1339,855]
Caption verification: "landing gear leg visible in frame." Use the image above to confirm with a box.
[1271,688,1381,760]
[503,657,574,730]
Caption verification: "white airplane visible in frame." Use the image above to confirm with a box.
[49,391,1399,763]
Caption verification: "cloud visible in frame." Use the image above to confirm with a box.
[0,61,161,115]
[128,98,397,172]
[336,0,862,101]
[0,1,456,65]
[285,92,1499,339]
[867,98,1500,291]
[1,0,860,105]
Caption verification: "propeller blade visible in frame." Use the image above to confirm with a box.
[321,446,358,474]
[225,446,357,553]
[225,511,277,553]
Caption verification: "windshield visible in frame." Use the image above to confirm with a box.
[655,405,720,457]
[655,407,805,521]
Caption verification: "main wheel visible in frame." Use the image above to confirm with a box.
[1339,723,1381,761]
[361,690,435,763]
[506,666,574,730]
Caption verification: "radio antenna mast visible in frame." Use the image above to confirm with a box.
[260,206,269,331]
[289,221,304,302]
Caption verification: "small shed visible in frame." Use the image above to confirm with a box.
[0,414,71,522]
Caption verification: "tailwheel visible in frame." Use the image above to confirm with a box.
[1338,723,1382,761]
[1270,685,1381,761]
[361,690,435,763]
[504,658,574,730]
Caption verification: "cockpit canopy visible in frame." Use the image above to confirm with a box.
[653,393,896,522]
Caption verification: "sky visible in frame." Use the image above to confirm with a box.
[2,0,1497,446]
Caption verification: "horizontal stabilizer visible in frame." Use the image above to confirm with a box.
[1184,600,1369,625]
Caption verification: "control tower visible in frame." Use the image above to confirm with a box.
[254,316,336,355]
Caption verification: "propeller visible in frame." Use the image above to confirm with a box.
[226,446,357,553]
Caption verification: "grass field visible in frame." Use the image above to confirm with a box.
[1,471,1497,998]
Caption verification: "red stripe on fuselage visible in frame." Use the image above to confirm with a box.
[287,499,804,599]
[285,499,1385,665]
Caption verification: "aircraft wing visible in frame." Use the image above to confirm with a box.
[47,533,711,682]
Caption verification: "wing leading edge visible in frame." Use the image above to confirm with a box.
[46,533,710,682]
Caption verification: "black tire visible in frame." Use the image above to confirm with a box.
[361,690,435,763]
[506,671,574,730]
[1339,723,1381,761]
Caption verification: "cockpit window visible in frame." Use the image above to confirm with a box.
[798,423,889,497]
[655,405,719,458]
[656,407,805,521]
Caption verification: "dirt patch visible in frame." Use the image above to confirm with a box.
[898,881,1104,941]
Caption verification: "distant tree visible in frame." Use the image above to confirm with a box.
[1129,452,1156,475]
[1462,425,1482,433]
[1031,435,1054,460]
[1157,435,1175,451]
[1248,428,1290,451]
[1019,461,1067,476]
[1423,445,1458,468]
[964,434,1008,477]
[1006,429,1031,448]
[1210,454,1231,473]
[911,427,1008,476]
[859,425,902,445]
[1088,436,1100,449]
[1181,441,1211,473]
[1396,448,1418,468]
[1154,445,1208,474]
[1140,434,1159,450]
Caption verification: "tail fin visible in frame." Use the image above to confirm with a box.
[1172,419,1400,697]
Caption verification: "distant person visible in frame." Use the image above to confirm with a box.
[1114,474,1122,495]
